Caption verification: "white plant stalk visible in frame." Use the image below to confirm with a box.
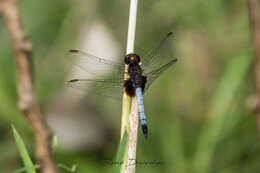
[120,0,139,172]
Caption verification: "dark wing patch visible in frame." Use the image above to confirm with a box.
[123,79,135,97]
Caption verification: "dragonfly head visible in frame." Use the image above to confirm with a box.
[125,53,140,65]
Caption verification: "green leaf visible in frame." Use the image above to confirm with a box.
[58,163,77,172]
[13,165,40,173]
[193,50,253,173]
[52,135,58,153]
[113,131,128,173]
[12,125,36,173]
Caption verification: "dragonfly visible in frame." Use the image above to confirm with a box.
[68,32,178,139]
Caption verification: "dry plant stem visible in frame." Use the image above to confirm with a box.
[125,98,139,173]
[1,0,58,173]
[247,0,260,128]
[120,0,139,172]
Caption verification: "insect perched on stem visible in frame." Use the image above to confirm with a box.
[68,32,178,139]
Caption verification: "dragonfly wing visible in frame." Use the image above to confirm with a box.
[142,32,175,74]
[67,49,125,76]
[143,58,178,94]
[67,78,124,100]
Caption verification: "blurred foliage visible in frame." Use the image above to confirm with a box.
[0,0,258,173]
[12,125,37,173]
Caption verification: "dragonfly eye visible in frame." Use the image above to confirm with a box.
[124,55,130,64]
[135,55,140,63]
[125,53,141,64]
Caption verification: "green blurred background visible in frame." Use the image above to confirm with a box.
[0,0,258,172]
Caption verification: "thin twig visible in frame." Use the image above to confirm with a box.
[1,0,59,173]
[120,0,139,172]
[247,0,260,128]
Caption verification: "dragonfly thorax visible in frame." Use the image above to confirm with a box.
[124,53,144,88]
[130,70,143,88]
[128,61,143,87]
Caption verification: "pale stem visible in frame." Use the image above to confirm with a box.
[120,0,139,173]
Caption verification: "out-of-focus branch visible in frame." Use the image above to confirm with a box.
[1,0,58,173]
[247,0,260,127]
